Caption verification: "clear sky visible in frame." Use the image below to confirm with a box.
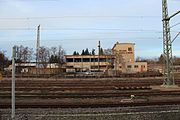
[0,0,179,58]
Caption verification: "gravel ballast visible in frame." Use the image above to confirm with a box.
[1,105,180,120]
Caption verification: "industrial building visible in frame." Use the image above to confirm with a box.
[112,42,147,73]
[6,42,147,75]
[65,55,114,73]
[65,42,147,73]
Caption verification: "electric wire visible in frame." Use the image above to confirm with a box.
[0,16,161,20]
[170,22,180,28]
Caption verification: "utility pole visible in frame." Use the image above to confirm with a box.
[98,41,100,71]
[162,0,180,86]
[12,46,17,119]
[36,25,40,75]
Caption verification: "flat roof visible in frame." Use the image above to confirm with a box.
[112,42,135,50]
[65,55,115,58]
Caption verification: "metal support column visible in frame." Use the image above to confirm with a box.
[11,46,17,119]
[36,25,40,75]
[162,0,180,85]
[98,41,100,71]
[162,0,174,85]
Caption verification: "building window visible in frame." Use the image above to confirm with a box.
[83,58,90,62]
[66,66,73,68]
[127,65,132,68]
[128,47,132,52]
[100,58,106,62]
[107,58,112,62]
[134,65,138,68]
[128,52,133,54]
[91,58,98,62]
[91,66,98,69]
[119,50,127,54]
[66,58,73,62]
[74,58,81,62]
[141,65,146,68]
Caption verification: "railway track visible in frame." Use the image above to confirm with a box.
[0,90,180,98]
[0,79,168,91]
[0,77,180,109]
[1,96,180,108]
[2,78,180,87]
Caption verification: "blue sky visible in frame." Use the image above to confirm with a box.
[0,0,179,58]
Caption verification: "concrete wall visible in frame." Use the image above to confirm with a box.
[112,42,135,63]
[125,62,147,73]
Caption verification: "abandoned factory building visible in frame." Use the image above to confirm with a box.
[65,42,147,73]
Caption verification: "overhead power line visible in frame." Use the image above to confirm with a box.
[0,28,179,33]
[0,28,162,31]
[170,22,180,28]
[0,15,161,20]
[0,37,164,42]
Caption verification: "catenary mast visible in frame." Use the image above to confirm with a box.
[162,0,174,85]
[36,25,40,72]
[162,0,180,85]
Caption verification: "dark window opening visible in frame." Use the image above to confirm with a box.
[66,58,73,62]
[91,58,98,62]
[128,47,132,52]
[134,65,139,68]
[74,58,81,62]
[83,58,90,62]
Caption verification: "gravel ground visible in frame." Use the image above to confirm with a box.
[1,105,180,120]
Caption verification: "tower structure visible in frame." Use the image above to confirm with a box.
[162,0,174,85]
[162,0,180,85]
[36,25,40,69]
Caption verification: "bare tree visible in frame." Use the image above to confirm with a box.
[15,45,34,73]
[37,46,66,69]
[17,45,34,63]
[113,50,125,72]
[57,45,66,67]
[104,48,112,55]
[39,46,50,68]
[0,50,10,72]
[49,47,58,63]
[51,47,57,57]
